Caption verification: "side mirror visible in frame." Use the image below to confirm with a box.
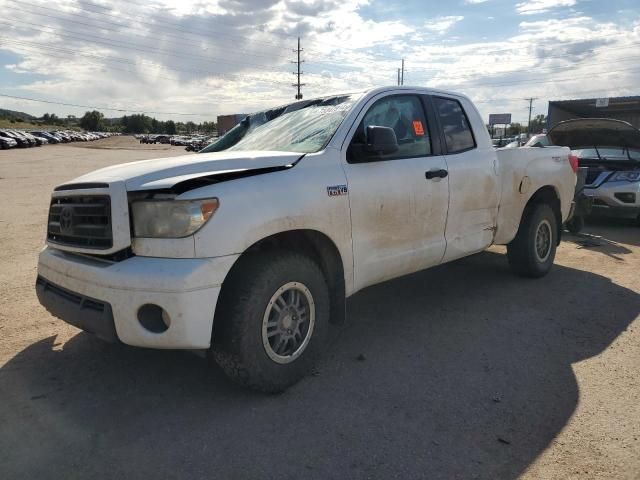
[365,125,399,155]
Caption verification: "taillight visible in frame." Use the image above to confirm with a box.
[568,154,579,173]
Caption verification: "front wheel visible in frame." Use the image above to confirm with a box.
[211,252,329,393]
[507,203,558,278]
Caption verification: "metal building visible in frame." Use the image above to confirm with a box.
[547,96,640,129]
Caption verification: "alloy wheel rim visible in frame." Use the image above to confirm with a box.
[262,282,315,364]
[535,219,552,263]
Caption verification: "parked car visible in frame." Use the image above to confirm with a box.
[53,131,72,142]
[23,131,47,146]
[140,135,157,144]
[36,86,576,392]
[1,130,31,147]
[0,135,17,149]
[31,131,60,144]
[545,118,640,229]
[185,136,217,152]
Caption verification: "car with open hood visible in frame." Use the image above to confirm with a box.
[544,118,640,227]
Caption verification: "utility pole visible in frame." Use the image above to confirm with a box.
[397,68,401,86]
[525,97,538,136]
[292,37,305,100]
[401,59,405,86]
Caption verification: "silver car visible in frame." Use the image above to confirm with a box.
[528,119,640,228]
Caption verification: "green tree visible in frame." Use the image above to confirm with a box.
[151,118,161,133]
[528,114,547,134]
[121,114,152,133]
[508,123,523,136]
[165,120,177,135]
[79,110,105,131]
[200,121,217,133]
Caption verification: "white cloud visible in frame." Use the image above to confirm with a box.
[516,0,578,15]
[423,16,464,34]
[0,0,637,125]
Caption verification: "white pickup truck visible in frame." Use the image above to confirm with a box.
[36,87,576,391]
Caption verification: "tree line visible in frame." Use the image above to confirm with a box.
[76,110,217,134]
[486,114,547,137]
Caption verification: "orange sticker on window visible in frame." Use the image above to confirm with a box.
[413,120,425,136]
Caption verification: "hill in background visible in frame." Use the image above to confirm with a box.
[0,108,36,122]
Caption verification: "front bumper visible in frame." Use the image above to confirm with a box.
[37,247,239,349]
[583,181,640,220]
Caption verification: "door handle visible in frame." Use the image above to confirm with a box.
[425,169,448,180]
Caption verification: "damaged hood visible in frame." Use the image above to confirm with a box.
[548,118,640,150]
[65,150,304,191]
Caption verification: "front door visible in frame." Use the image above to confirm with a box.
[342,93,450,291]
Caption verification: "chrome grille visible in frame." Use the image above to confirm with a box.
[47,195,112,249]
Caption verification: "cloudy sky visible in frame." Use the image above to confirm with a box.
[0,0,638,123]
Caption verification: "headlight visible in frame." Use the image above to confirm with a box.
[131,198,219,238]
[611,171,640,182]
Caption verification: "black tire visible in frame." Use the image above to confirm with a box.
[507,203,558,278]
[566,215,584,234]
[211,251,330,393]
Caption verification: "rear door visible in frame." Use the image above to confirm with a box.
[430,95,499,262]
[342,93,450,291]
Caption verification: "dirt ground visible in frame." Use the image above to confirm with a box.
[0,136,638,479]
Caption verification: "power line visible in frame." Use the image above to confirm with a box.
[306,30,636,66]
[4,0,294,63]
[77,0,300,43]
[0,93,212,116]
[410,42,640,80]
[6,0,412,69]
[0,20,290,74]
[439,64,640,90]
[6,0,292,50]
[471,83,638,105]
[0,37,291,86]
[4,0,401,74]
[10,0,638,82]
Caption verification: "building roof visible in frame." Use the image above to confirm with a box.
[548,96,640,117]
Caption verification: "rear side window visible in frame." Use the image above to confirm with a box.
[434,97,476,154]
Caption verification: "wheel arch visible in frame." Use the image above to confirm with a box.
[522,185,563,245]
[217,229,347,326]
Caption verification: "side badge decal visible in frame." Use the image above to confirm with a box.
[327,185,348,197]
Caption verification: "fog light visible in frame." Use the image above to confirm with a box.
[137,304,170,333]
[614,192,636,204]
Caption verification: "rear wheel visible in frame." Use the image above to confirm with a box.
[507,203,558,278]
[211,252,329,393]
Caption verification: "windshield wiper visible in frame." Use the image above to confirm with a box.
[623,146,635,161]
[593,145,602,160]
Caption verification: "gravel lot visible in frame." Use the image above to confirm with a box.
[1,136,638,479]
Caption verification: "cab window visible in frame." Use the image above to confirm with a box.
[348,95,431,162]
